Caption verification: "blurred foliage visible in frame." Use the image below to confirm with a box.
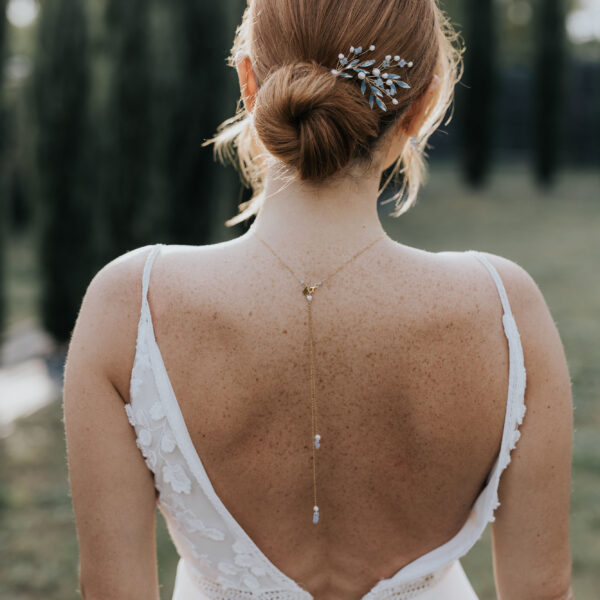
[17,0,247,340]
[459,0,497,186]
[102,0,160,257]
[0,0,8,336]
[533,0,567,184]
[0,0,6,52]
[165,1,239,245]
[31,0,94,344]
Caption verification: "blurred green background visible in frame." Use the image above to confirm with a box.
[0,0,598,598]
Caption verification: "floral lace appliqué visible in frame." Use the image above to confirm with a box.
[125,401,162,472]
[163,463,192,494]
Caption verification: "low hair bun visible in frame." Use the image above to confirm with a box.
[253,61,381,181]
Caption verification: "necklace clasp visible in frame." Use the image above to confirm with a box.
[303,283,321,298]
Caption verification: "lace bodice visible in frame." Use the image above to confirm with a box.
[123,244,527,599]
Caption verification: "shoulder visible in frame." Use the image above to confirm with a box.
[436,248,571,399]
[434,248,563,364]
[83,241,234,315]
[86,244,159,301]
[465,250,558,352]
[435,249,547,320]
[78,244,160,342]
[66,244,161,402]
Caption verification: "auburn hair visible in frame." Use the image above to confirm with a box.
[203,0,464,227]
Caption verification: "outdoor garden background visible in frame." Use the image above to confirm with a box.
[0,0,598,598]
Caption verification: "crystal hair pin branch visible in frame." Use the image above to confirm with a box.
[331,44,413,111]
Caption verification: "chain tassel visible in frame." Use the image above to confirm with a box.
[304,280,322,524]
[254,230,386,524]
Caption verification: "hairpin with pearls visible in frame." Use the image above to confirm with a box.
[330,44,413,111]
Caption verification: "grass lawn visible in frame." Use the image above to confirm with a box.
[0,161,598,599]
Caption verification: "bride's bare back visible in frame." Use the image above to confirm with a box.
[65,233,573,599]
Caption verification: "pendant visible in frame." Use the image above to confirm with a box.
[300,279,322,302]
[314,433,321,449]
[313,505,320,524]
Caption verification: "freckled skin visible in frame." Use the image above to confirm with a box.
[109,238,513,597]
[94,235,571,599]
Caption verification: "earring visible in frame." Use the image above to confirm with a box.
[410,136,418,151]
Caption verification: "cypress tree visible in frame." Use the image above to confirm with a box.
[8,164,31,232]
[166,3,237,245]
[460,0,496,186]
[0,0,7,337]
[103,0,154,257]
[32,0,92,343]
[533,0,566,184]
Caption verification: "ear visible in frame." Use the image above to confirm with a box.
[379,73,440,171]
[236,52,259,114]
[401,73,440,138]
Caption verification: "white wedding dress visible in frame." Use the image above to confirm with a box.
[124,244,527,599]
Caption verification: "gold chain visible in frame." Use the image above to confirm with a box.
[252,228,387,524]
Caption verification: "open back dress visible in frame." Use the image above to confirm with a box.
[123,243,527,599]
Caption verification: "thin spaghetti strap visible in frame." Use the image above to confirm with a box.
[466,248,525,392]
[141,244,163,308]
[466,249,527,523]
[136,243,164,342]
[466,250,514,318]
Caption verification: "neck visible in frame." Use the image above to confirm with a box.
[249,161,388,251]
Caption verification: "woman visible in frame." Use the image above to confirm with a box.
[63,1,574,598]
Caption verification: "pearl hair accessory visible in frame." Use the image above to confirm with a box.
[330,44,414,111]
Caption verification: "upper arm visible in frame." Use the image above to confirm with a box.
[483,253,574,600]
[63,246,160,600]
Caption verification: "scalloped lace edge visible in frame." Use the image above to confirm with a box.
[486,312,527,523]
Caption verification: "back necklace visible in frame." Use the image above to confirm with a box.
[252,228,387,524]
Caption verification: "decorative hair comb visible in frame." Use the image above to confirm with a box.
[331,44,413,111]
